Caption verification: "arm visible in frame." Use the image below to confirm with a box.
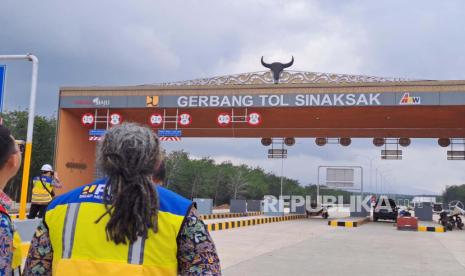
[0,214,13,275]
[177,207,221,275]
[24,221,53,276]
[51,172,62,189]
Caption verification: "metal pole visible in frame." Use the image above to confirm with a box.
[280,157,284,215]
[360,166,364,197]
[317,166,320,204]
[0,54,39,220]
[379,174,382,195]
[280,157,284,198]
[369,159,373,194]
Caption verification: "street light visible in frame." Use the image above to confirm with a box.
[0,54,39,219]
[355,155,377,195]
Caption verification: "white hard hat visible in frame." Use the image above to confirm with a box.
[41,164,53,172]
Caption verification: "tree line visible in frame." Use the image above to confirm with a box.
[162,150,356,205]
[442,184,465,206]
[1,110,56,201]
[1,110,370,205]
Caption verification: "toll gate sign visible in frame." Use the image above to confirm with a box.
[0,65,5,112]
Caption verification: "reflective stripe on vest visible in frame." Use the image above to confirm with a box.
[45,179,192,276]
[62,203,80,259]
[128,236,145,265]
[61,202,146,264]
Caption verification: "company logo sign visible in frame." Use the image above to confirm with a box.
[92,97,110,106]
[146,96,159,107]
[399,93,421,105]
[72,97,110,106]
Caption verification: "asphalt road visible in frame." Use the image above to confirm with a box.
[210,218,465,276]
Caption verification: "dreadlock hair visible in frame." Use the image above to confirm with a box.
[0,125,16,170]
[95,123,161,245]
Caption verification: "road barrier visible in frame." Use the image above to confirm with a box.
[207,214,306,232]
[201,211,263,220]
[418,225,445,232]
[328,217,370,228]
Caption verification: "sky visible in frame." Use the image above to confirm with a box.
[2,0,465,195]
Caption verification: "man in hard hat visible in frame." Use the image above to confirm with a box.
[27,164,63,219]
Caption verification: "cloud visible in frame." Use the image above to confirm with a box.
[3,0,465,194]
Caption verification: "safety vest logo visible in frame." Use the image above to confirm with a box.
[80,184,106,200]
[399,93,421,105]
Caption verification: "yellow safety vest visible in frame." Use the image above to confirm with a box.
[12,231,22,272]
[31,176,54,204]
[45,178,192,276]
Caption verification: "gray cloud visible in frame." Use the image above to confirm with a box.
[2,0,465,194]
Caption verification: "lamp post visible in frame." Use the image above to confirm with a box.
[355,155,377,195]
[0,54,39,219]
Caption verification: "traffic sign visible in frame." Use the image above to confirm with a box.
[160,137,181,141]
[381,150,402,155]
[158,129,182,137]
[149,113,163,127]
[268,149,288,155]
[178,113,192,126]
[247,112,261,126]
[89,129,107,136]
[81,113,94,127]
[0,65,5,112]
[109,113,123,125]
[217,113,231,127]
[447,151,465,160]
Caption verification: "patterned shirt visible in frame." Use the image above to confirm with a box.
[24,207,221,275]
[0,212,13,275]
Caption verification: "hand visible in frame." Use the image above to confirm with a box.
[53,172,59,181]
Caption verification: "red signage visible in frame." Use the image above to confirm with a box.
[149,113,163,127]
[247,112,261,126]
[178,113,192,126]
[81,113,94,127]
[217,113,231,127]
[109,113,123,126]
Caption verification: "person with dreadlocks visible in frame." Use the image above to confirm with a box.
[24,123,221,275]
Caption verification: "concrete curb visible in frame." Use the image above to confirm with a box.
[207,214,306,232]
[328,217,370,228]
[201,211,263,220]
[418,225,445,232]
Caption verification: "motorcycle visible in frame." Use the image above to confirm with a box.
[439,201,465,231]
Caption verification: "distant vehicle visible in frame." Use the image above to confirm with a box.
[373,197,398,222]
[439,201,465,231]
[306,202,329,219]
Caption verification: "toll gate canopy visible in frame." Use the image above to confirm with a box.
[56,70,465,192]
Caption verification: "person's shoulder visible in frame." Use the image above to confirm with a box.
[47,178,107,211]
[157,186,192,216]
